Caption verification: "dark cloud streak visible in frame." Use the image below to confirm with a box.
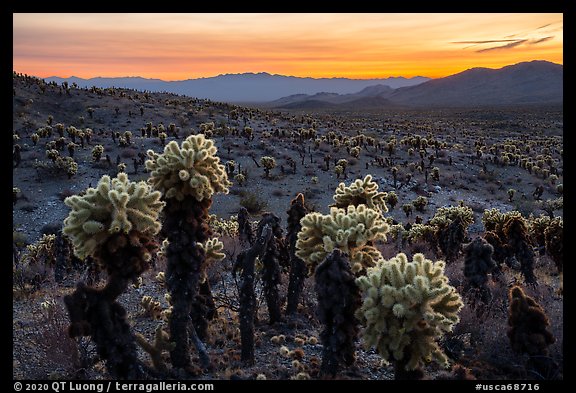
[476,39,527,53]
[529,36,554,44]
[452,39,519,44]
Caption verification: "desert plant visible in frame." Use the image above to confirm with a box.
[285,193,308,315]
[544,217,563,273]
[412,196,428,212]
[240,191,267,214]
[386,191,398,210]
[260,156,276,178]
[462,237,497,304]
[430,205,474,263]
[356,253,463,379]
[145,133,230,368]
[296,204,389,275]
[237,207,254,247]
[233,223,273,364]
[507,286,558,379]
[508,188,516,202]
[503,215,536,284]
[234,173,246,186]
[62,173,164,379]
[255,213,285,324]
[331,175,388,214]
[135,324,175,373]
[315,249,361,377]
[91,145,104,162]
[402,203,413,218]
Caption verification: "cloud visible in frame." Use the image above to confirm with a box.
[476,39,527,53]
[529,36,554,45]
[452,40,519,44]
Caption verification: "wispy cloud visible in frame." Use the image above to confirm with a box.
[476,40,527,53]
[455,20,561,54]
[529,36,554,45]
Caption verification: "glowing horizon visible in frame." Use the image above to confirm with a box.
[13,13,563,81]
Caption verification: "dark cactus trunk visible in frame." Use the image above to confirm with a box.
[286,193,308,315]
[64,232,156,379]
[163,197,212,369]
[394,350,424,380]
[257,213,284,324]
[237,207,254,247]
[234,225,273,364]
[315,250,361,377]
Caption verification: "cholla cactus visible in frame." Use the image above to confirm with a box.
[296,204,389,275]
[430,205,474,262]
[92,145,104,162]
[315,250,361,376]
[141,295,163,320]
[286,193,308,315]
[386,191,398,210]
[260,156,276,178]
[146,133,229,368]
[146,134,230,201]
[63,173,164,379]
[234,173,246,186]
[544,217,563,273]
[197,237,225,283]
[507,286,558,378]
[503,214,536,284]
[412,196,428,212]
[63,172,164,264]
[462,237,496,303]
[135,325,176,373]
[356,253,463,379]
[331,175,388,214]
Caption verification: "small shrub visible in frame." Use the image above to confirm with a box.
[240,191,268,214]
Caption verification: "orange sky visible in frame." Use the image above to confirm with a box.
[13,13,563,80]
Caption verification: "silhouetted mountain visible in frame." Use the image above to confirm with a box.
[45,73,429,103]
[267,61,562,109]
[388,60,563,107]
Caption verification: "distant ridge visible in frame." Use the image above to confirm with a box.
[267,60,563,109]
[44,72,429,103]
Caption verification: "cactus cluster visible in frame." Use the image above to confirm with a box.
[331,174,388,214]
[356,253,463,375]
[63,172,164,261]
[296,204,389,274]
[146,134,230,201]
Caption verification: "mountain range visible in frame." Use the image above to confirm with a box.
[44,60,562,107]
[45,73,429,103]
[268,60,563,109]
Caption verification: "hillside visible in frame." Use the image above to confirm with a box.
[12,73,563,381]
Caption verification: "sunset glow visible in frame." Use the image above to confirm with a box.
[13,13,563,80]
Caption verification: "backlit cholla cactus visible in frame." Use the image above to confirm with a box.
[356,253,463,379]
[296,204,389,275]
[145,133,230,368]
[146,134,230,201]
[63,172,163,263]
[331,175,388,215]
[62,173,164,379]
